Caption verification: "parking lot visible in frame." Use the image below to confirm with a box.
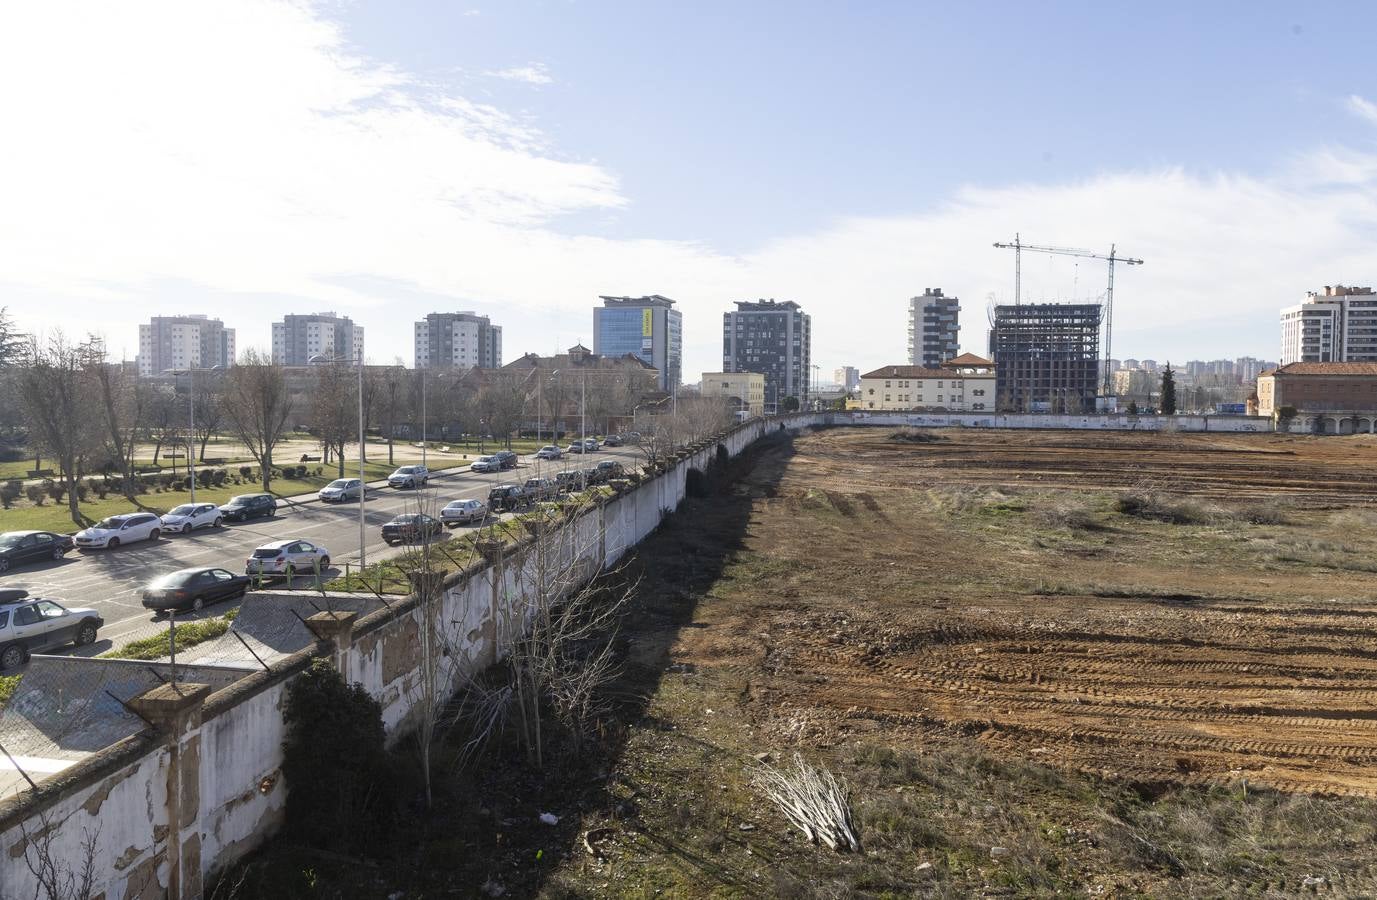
[0,445,646,653]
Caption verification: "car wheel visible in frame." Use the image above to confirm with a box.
[0,558,8,573]
[214,517,223,528]
[319,556,330,570]
[148,529,161,542]
[192,597,204,612]
[51,547,64,560]
[107,537,120,549]
[182,523,193,534]
[75,623,98,646]
[0,644,25,669]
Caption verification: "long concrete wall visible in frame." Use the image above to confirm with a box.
[0,416,775,900]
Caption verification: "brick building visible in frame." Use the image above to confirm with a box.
[1256,362,1377,434]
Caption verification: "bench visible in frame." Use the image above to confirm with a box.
[26,469,55,478]
[300,455,322,463]
[202,457,227,465]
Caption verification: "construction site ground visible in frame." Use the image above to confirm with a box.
[547,426,1377,897]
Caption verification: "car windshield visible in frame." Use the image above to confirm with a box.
[227,496,253,506]
[93,516,128,529]
[252,548,281,558]
[395,467,416,474]
[168,504,197,516]
[326,479,352,489]
[445,501,469,509]
[150,571,196,588]
[391,515,417,523]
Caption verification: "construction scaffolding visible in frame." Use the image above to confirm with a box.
[988,303,1102,413]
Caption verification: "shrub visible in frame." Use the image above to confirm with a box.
[282,659,401,855]
[75,483,88,502]
[45,480,66,503]
[296,465,308,479]
[239,466,254,480]
[0,482,20,509]
[1115,491,1213,525]
[314,466,323,476]
[210,469,227,487]
[24,485,45,506]
[197,469,214,488]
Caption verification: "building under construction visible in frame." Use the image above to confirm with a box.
[988,302,1102,412]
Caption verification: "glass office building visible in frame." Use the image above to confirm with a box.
[593,295,681,391]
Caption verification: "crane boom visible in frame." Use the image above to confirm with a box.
[993,237,1143,400]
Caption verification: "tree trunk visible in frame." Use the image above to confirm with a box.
[199,433,210,462]
[261,453,272,492]
[387,435,394,466]
[336,441,345,478]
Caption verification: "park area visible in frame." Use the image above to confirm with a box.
[226,426,1377,898]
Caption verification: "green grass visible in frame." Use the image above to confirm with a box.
[98,614,234,661]
[0,674,20,706]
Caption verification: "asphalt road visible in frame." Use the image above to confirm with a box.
[0,446,647,650]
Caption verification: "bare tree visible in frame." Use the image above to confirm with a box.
[17,333,97,527]
[371,365,408,466]
[477,370,529,449]
[192,370,226,462]
[83,338,147,499]
[222,349,293,491]
[143,382,179,469]
[311,362,356,477]
[16,813,98,900]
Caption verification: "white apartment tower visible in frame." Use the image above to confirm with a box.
[414,312,503,369]
[136,315,236,376]
[908,288,961,367]
[271,313,364,366]
[1281,285,1377,364]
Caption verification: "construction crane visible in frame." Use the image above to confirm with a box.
[992,235,1143,397]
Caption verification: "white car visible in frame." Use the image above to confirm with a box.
[440,499,487,527]
[160,502,223,534]
[535,445,562,460]
[582,437,600,451]
[388,465,429,489]
[318,478,363,502]
[74,513,162,549]
[470,456,501,473]
[246,539,330,578]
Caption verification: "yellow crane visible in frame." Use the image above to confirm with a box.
[993,235,1144,397]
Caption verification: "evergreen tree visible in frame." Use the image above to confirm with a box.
[1160,363,1177,415]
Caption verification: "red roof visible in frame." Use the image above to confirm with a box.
[861,365,971,379]
[1266,362,1377,377]
[942,353,994,367]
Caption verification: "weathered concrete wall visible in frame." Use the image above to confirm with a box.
[788,410,1274,432]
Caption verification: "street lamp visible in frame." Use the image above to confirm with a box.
[310,352,366,567]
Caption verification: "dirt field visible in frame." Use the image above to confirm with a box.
[678,427,1377,798]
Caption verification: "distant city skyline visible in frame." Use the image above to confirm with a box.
[8,2,1377,377]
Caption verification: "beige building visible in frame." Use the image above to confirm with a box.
[859,353,996,411]
[701,371,766,415]
[1257,361,1377,433]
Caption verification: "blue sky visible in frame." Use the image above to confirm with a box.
[5,1,1377,378]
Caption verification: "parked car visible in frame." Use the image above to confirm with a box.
[565,441,586,454]
[495,450,518,469]
[0,531,73,573]
[246,539,330,578]
[583,467,606,486]
[535,445,562,460]
[388,465,429,489]
[625,431,642,444]
[602,434,623,447]
[160,502,223,534]
[582,437,600,452]
[381,514,443,545]
[523,477,558,502]
[219,493,276,523]
[0,589,104,669]
[471,455,501,473]
[318,478,363,502]
[555,471,583,493]
[596,460,625,479]
[141,567,250,613]
[488,484,528,512]
[440,498,487,527]
[74,512,162,549]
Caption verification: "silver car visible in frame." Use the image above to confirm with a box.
[160,502,223,534]
[318,478,363,502]
[440,499,487,527]
[246,539,331,578]
[74,512,162,549]
[535,445,562,460]
[0,589,104,669]
[470,455,501,473]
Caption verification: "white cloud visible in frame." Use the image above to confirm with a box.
[3,1,1377,381]
[1347,94,1377,125]
[484,63,553,86]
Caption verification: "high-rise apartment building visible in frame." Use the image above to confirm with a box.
[722,299,812,409]
[834,366,860,392]
[271,313,364,366]
[136,315,236,376]
[988,302,1102,412]
[592,295,682,391]
[908,288,960,367]
[1280,285,1377,364]
[414,312,502,370]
